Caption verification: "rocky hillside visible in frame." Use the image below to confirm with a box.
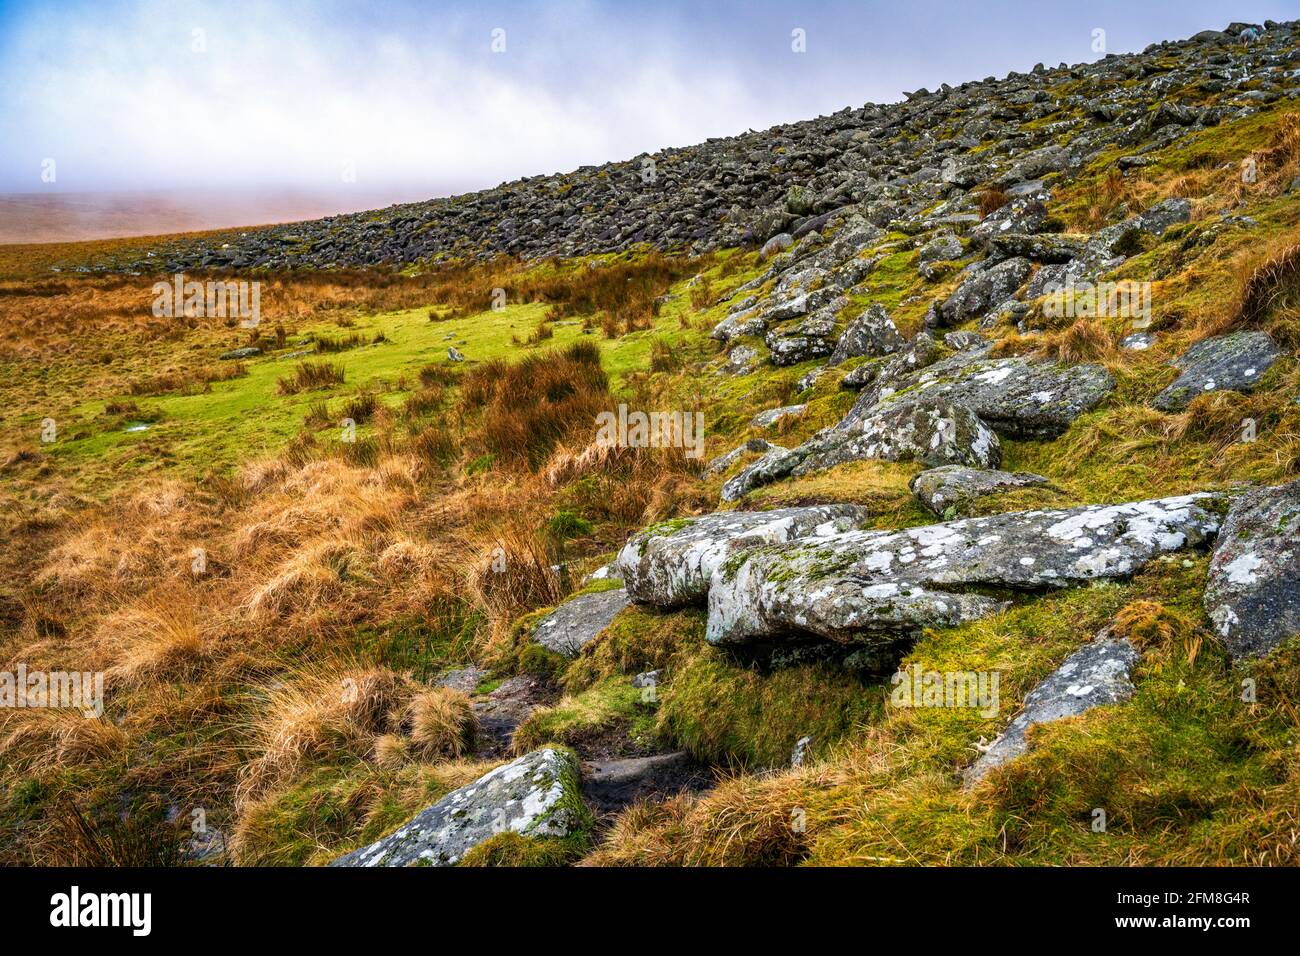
[3,19,1299,869]
[123,19,1298,271]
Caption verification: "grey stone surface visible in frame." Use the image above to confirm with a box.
[734,349,1107,499]
[331,747,584,867]
[1090,197,1191,257]
[1205,478,1300,658]
[616,505,870,607]
[704,493,1224,647]
[435,666,487,695]
[706,437,774,476]
[841,354,1114,440]
[910,465,1051,517]
[751,404,806,429]
[720,446,803,501]
[766,308,839,366]
[829,304,904,365]
[1152,330,1281,412]
[841,331,944,395]
[794,399,1002,474]
[918,232,964,263]
[940,257,1032,324]
[218,346,260,360]
[944,331,989,352]
[723,344,760,374]
[964,637,1140,783]
[531,588,630,658]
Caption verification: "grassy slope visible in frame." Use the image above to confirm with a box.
[1,101,1298,867]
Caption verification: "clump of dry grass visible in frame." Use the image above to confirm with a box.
[649,337,683,372]
[97,588,207,687]
[542,435,704,526]
[0,710,129,771]
[584,769,815,866]
[277,360,345,395]
[1221,237,1300,342]
[1032,318,1118,363]
[43,799,185,867]
[466,521,562,627]
[460,341,610,469]
[242,536,364,620]
[1112,600,1201,663]
[127,361,246,396]
[402,687,478,760]
[236,666,414,808]
[978,188,1009,218]
[372,733,410,769]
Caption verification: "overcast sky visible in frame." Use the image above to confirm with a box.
[1,0,1293,197]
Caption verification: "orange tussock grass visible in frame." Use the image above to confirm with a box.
[460,340,610,469]
[235,666,415,809]
[402,687,479,761]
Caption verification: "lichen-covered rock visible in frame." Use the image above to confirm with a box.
[987,232,1090,263]
[616,505,869,607]
[705,437,774,476]
[751,404,806,429]
[1089,197,1191,257]
[910,465,1050,517]
[840,331,944,395]
[794,399,1002,474]
[918,232,964,263]
[1204,478,1300,658]
[720,446,803,501]
[735,349,1109,499]
[963,637,1140,784]
[843,354,1114,440]
[940,257,1032,324]
[828,304,904,365]
[530,588,630,658]
[943,331,989,352]
[1152,330,1281,412]
[970,199,1048,248]
[723,343,761,374]
[330,747,586,867]
[765,309,839,366]
[705,493,1223,647]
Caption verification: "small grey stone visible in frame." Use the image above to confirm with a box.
[435,666,487,695]
[531,588,630,658]
[910,465,1050,517]
[1153,330,1281,412]
[751,404,807,429]
[631,670,659,689]
[964,637,1140,784]
[331,747,585,867]
[705,437,774,476]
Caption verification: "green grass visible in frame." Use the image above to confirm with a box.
[10,254,764,495]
